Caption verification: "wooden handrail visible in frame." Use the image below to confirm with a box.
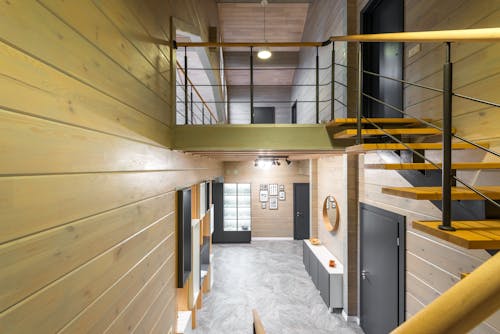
[176,60,218,123]
[392,252,500,334]
[175,28,500,48]
[330,27,500,43]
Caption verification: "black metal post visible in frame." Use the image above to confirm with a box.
[316,46,319,124]
[357,42,363,144]
[190,87,193,125]
[331,42,335,121]
[202,105,205,125]
[439,42,455,231]
[184,47,188,125]
[250,46,254,124]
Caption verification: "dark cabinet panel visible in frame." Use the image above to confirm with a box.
[310,254,319,289]
[303,242,310,273]
[318,264,330,307]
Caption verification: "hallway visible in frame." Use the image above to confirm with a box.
[195,240,363,334]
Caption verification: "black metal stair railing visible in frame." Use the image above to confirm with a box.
[347,39,500,231]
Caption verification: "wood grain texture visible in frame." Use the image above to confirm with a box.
[381,186,500,200]
[0,1,222,334]
[364,162,500,170]
[412,220,500,249]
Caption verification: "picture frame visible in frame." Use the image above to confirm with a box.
[261,202,266,209]
[260,184,268,191]
[269,196,278,210]
[278,191,286,201]
[269,184,278,196]
[259,190,269,202]
[279,184,285,191]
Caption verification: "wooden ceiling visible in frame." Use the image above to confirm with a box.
[218,2,310,51]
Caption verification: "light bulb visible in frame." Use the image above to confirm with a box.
[257,48,272,60]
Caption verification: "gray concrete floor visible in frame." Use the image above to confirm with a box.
[194,240,364,334]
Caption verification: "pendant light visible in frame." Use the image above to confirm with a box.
[257,0,272,60]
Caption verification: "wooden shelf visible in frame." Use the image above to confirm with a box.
[364,162,500,170]
[413,220,500,249]
[326,118,428,127]
[334,128,446,139]
[346,141,489,153]
[381,186,500,200]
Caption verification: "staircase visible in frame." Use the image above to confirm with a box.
[327,117,500,250]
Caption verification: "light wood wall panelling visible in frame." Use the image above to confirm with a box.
[0,216,174,333]
[0,42,171,147]
[0,192,173,313]
[39,0,171,103]
[0,0,170,124]
[102,264,175,334]
[0,169,219,244]
[58,237,175,334]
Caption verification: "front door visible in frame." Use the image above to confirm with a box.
[293,183,310,240]
[360,203,405,334]
[361,0,403,118]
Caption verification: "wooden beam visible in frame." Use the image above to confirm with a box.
[334,128,446,139]
[346,142,489,153]
[412,220,500,249]
[173,124,342,151]
[364,162,500,170]
[381,186,500,200]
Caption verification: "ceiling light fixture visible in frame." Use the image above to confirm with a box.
[257,0,272,60]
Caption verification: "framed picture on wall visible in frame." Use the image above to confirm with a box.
[269,184,278,196]
[260,184,268,191]
[278,191,286,201]
[269,197,278,210]
[259,190,269,202]
[279,184,285,191]
[261,202,266,209]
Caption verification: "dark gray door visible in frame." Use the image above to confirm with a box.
[361,0,403,118]
[291,101,297,124]
[360,203,405,334]
[293,183,310,240]
[253,107,275,124]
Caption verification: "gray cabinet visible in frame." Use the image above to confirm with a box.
[302,240,344,311]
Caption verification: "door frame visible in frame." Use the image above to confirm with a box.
[293,183,310,240]
[359,202,405,329]
[360,0,404,118]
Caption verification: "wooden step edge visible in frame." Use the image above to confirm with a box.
[412,220,500,249]
[334,128,447,139]
[326,118,432,127]
[346,141,490,153]
[364,162,500,170]
[381,186,500,200]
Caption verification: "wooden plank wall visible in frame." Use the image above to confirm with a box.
[291,0,348,124]
[223,161,309,238]
[0,1,222,333]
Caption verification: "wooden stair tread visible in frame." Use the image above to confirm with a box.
[346,142,489,153]
[364,162,500,170]
[413,220,500,249]
[334,128,447,139]
[327,118,428,127]
[382,186,500,200]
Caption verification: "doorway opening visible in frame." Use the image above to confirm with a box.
[361,0,404,118]
[293,183,310,240]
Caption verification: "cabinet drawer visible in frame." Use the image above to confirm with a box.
[309,255,319,289]
[318,264,330,307]
[303,241,310,274]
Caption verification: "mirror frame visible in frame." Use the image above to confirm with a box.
[322,195,340,232]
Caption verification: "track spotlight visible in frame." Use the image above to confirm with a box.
[286,158,291,165]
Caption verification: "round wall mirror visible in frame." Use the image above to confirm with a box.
[322,195,340,232]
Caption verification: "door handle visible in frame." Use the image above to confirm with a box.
[361,270,369,280]
[296,211,303,217]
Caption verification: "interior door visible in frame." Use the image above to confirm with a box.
[360,203,405,334]
[291,100,297,124]
[293,183,310,240]
[361,0,403,118]
[253,107,275,124]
